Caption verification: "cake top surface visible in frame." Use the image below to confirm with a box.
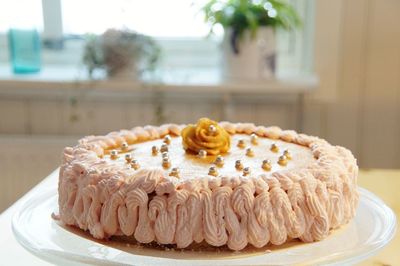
[103,134,315,184]
[65,117,346,193]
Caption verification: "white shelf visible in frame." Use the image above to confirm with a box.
[0,65,318,96]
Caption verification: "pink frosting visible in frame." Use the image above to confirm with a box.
[58,122,359,250]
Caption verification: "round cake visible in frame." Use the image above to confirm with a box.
[58,118,359,251]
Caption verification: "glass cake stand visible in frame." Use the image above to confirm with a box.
[12,187,396,266]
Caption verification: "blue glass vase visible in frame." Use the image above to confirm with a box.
[8,29,41,74]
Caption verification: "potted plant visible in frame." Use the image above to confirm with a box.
[83,29,160,80]
[202,0,301,80]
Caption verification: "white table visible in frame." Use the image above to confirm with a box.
[0,170,58,265]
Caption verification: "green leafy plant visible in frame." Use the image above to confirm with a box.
[83,29,160,78]
[202,0,301,53]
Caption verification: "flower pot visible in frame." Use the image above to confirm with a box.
[221,26,276,81]
[107,63,138,80]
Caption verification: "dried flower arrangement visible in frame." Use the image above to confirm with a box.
[83,29,160,79]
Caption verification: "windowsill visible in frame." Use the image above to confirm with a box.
[0,64,318,95]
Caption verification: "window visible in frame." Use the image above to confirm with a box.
[0,0,314,77]
[0,0,43,32]
[62,0,212,38]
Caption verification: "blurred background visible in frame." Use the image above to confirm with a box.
[0,0,399,212]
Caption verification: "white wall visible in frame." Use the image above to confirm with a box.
[0,136,76,211]
[305,0,400,168]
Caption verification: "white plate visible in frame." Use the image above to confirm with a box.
[12,187,396,266]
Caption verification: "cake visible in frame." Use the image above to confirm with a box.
[58,118,359,251]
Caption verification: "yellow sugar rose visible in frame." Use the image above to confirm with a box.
[181,118,231,155]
